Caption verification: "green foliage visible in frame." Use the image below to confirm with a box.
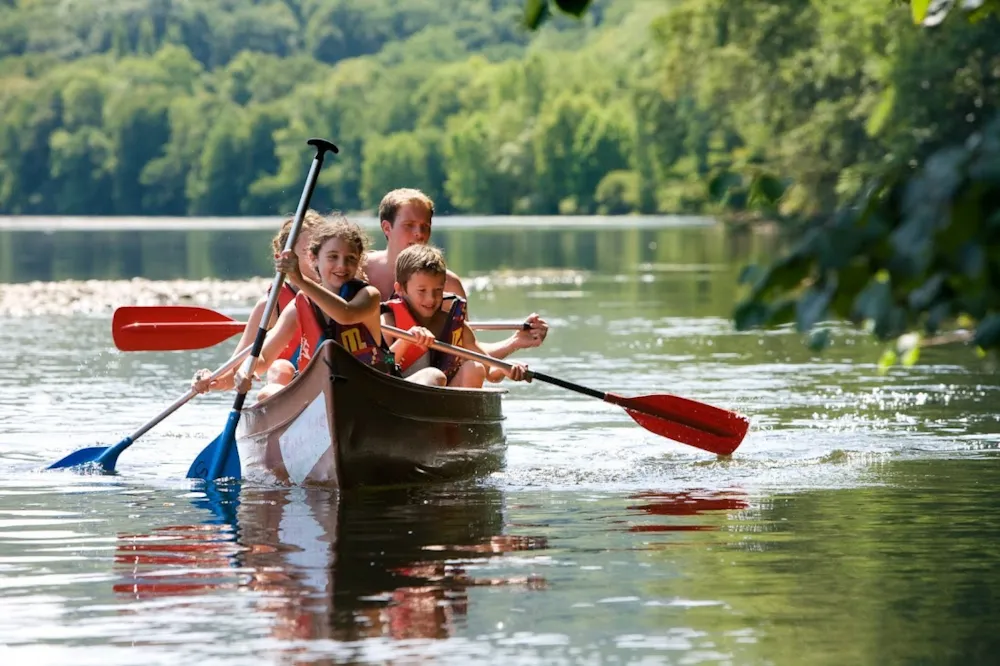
[594,170,640,215]
[524,0,595,29]
[362,129,448,212]
[735,113,1000,355]
[0,0,646,216]
[1,0,998,267]
[724,0,1000,360]
[912,0,1000,25]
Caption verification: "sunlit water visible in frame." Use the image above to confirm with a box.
[1,221,999,665]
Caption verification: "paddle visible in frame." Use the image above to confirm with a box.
[381,324,750,456]
[112,304,532,352]
[47,345,253,472]
[187,137,339,483]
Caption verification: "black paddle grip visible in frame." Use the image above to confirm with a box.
[528,371,606,400]
[307,138,339,157]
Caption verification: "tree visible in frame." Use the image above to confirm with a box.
[594,170,640,215]
[520,0,1000,361]
[728,4,1000,362]
[187,107,251,215]
[361,129,448,210]
[522,0,594,30]
[103,87,173,214]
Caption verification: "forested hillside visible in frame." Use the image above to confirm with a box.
[1,0,997,217]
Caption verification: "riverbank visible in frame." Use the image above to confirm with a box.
[0,214,716,232]
[0,270,584,316]
[0,278,273,317]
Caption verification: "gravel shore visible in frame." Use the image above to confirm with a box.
[0,271,585,316]
[0,278,273,316]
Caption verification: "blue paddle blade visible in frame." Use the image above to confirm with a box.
[47,446,112,470]
[92,437,134,472]
[187,410,242,481]
[47,434,135,473]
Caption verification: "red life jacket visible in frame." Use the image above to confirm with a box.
[295,280,394,373]
[274,283,301,362]
[384,295,466,380]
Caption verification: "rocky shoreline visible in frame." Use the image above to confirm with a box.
[0,270,584,317]
[0,278,276,317]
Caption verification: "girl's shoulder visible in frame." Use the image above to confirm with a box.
[441,293,467,313]
[341,279,381,304]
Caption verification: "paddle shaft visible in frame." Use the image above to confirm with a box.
[471,321,533,331]
[236,139,337,402]
[382,325,733,439]
[130,345,253,441]
[384,324,601,392]
[46,344,255,471]
[201,138,338,481]
[112,306,534,352]
[119,318,527,338]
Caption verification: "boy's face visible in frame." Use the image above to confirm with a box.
[396,271,446,320]
[381,203,431,251]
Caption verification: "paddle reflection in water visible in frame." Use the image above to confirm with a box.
[622,490,750,534]
[113,483,548,646]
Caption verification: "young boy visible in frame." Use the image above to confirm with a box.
[365,188,549,358]
[381,245,529,388]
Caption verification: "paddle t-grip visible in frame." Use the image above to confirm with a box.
[307,138,339,158]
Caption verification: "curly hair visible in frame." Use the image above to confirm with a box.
[271,209,324,256]
[307,213,372,279]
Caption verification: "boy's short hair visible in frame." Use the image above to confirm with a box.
[378,188,435,226]
[395,244,447,287]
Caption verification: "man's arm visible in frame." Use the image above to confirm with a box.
[448,272,548,359]
[445,270,467,298]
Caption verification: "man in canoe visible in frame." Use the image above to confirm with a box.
[364,188,549,359]
[382,244,529,388]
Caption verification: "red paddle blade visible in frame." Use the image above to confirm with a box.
[606,393,750,456]
[112,306,244,351]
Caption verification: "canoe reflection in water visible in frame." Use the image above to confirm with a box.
[113,483,548,642]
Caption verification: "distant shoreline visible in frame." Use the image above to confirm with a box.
[0,214,717,232]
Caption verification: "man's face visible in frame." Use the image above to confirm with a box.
[381,203,431,251]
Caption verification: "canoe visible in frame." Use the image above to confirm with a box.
[235,340,507,488]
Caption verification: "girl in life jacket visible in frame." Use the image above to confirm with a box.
[381,244,529,389]
[192,210,324,394]
[234,214,396,402]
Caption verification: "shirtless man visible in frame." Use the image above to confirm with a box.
[364,188,548,359]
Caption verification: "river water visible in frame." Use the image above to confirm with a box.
[0,219,998,665]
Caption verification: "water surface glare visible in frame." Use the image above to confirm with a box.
[1,222,998,665]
